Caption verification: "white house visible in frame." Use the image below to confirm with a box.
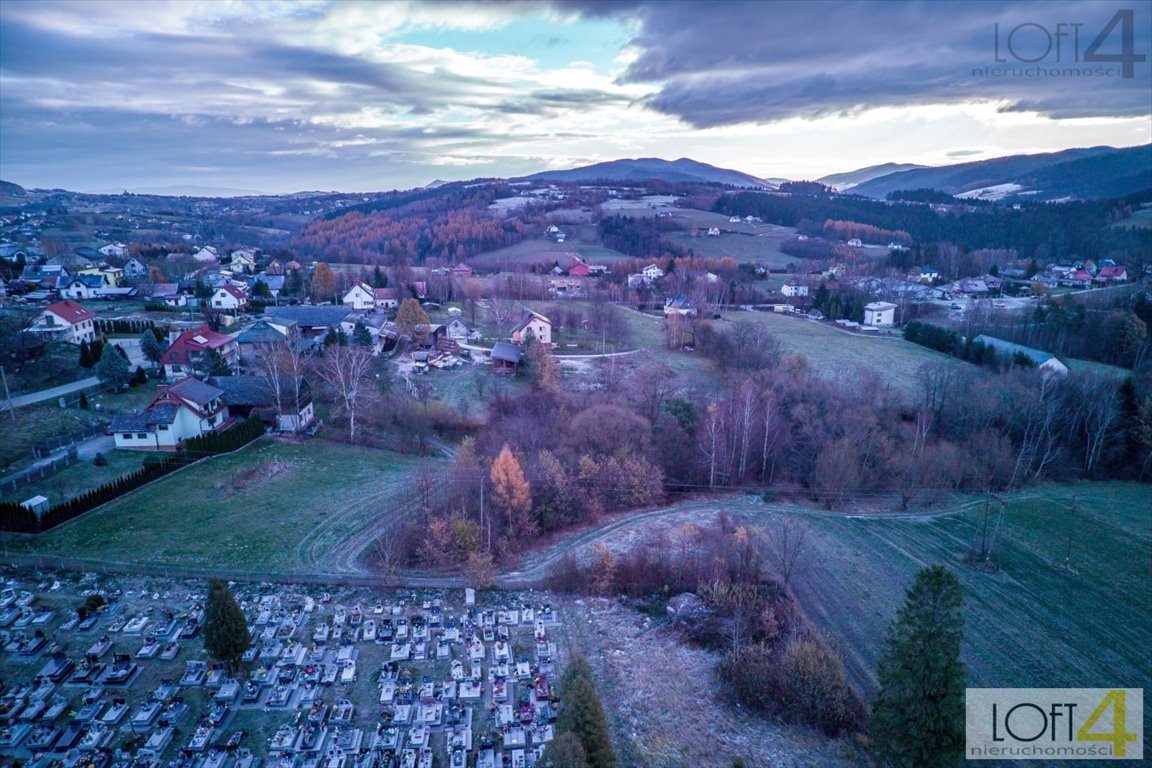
[342,282,376,310]
[781,280,808,298]
[57,275,105,300]
[123,257,149,280]
[446,318,471,342]
[641,264,664,281]
[109,377,228,451]
[373,287,400,310]
[863,301,897,327]
[847,238,864,247]
[211,284,249,311]
[510,311,552,346]
[230,248,258,273]
[27,300,97,344]
[192,246,220,263]
[664,295,697,317]
[99,243,127,258]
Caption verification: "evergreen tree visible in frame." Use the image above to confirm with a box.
[324,326,339,347]
[872,565,966,768]
[352,321,372,347]
[542,733,588,768]
[79,391,89,409]
[78,340,93,368]
[133,366,148,385]
[197,348,233,377]
[372,265,388,288]
[203,579,251,670]
[140,328,166,365]
[95,343,131,391]
[558,672,616,768]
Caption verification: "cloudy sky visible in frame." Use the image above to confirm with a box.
[1,0,1149,195]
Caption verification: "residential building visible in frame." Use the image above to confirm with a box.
[863,301,897,327]
[781,280,808,298]
[109,377,228,450]
[510,311,552,346]
[664,295,697,317]
[160,324,240,379]
[209,374,314,432]
[343,282,376,310]
[27,300,97,344]
[57,275,105,300]
[211,284,250,311]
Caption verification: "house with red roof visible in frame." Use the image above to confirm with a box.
[210,283,250,311]
[160,324,239,379]
[27,300,97,344]
[1094,266,1128,284]
[568,262,590,277]
[109,377,228,450]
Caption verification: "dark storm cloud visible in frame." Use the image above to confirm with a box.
[0,16,466,114]
[555,0,1152,126]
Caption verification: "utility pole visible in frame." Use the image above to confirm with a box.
[0,365,16,423]
[1064,495,1077,571]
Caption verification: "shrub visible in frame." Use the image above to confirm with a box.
[92,452,108,467]
[718,637,864,737]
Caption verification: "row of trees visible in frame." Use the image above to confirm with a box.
[0,417,265,533]
[542,656,617,768]
[715,189,1150,267]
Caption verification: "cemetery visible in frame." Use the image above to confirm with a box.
[0,569,566,768]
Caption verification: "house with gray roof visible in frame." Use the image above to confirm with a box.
[109,377,227,450]
[209,374,314,432]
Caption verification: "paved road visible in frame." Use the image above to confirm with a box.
[6,376,101,409]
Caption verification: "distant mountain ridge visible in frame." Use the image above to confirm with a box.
[817,163,926,191]
[521,157,771,188]
[849,145,1152,201]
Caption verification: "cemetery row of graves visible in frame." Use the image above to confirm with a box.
[0,570,568,768]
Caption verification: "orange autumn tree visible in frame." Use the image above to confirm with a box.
[490,444,534,540]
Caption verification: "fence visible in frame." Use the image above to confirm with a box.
[31,422,108,459]
[0,552,482,590]
[0,453,78,497]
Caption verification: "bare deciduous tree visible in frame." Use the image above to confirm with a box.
[765,514,808,588]
[316,345,374,444]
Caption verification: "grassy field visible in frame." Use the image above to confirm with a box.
[0,387,155,472]
[602,204,801,269]
[471,230,631,269]
[1,448,149,504]
[781,482,1152,703]
[718,310,952,397]
[1,439,437,574]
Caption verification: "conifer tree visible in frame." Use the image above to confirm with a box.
[541,733,588,768]
[352,321,372,347]
[557,660,616,768]
[204,579,251,671]
[872,565,966,768]
[79,340,93,368]
[95,343,131,391]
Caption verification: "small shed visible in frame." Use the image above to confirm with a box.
[490,341,522,372]
[21,495,50,517]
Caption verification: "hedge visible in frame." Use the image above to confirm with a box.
[0,417,265,534]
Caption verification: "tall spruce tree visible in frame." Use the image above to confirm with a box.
[541,733,588,768]
[204,579,250,670]
[140,328,166,365]
[557,656,616,768]
[95,343,131,391]
[872,565,966,768]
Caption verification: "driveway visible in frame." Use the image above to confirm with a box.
[6,377,101,409]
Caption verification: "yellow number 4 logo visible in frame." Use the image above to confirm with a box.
[1077,690,1138,757]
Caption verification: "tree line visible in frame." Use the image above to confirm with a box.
[0,417,265,533]
[713,190,1150,265]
